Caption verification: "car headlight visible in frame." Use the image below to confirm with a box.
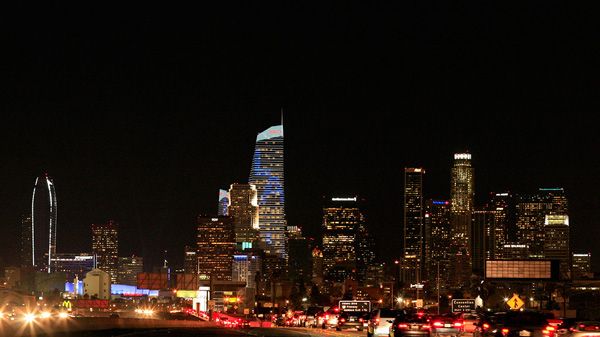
[59,312,69,319]
[24,313,36,323]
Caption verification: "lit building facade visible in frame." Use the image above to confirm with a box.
[356,223,376,284]
[117,255,144,286]
[92,220,119,283]
[218,189,230,216]
[31,173,58,273]
[572,253,592,279]
[197,216,235,281]
[472,209,495,276]
[232,252,261,289]
[20,214,33,267]
[51,253,95,280]
[486,192,514,259]
[183,245,198,275]
[228,183,260,248]
[424,199,451,291]
[449,153,474,286]
[249,124,286,259]
[543,215,570,280]
[322,197,364,282]
[403,168,425,284]
[516,194,553,258]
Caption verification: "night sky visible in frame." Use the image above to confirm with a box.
[1,2,598,271]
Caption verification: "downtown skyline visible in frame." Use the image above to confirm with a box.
[1,2,598,273]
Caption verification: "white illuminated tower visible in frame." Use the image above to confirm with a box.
[31,173,58,273]
[249,123,286,259]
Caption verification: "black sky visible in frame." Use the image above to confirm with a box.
[1,2,599,271]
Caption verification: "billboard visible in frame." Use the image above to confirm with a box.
[485,260,558,280]
[339,300,371,312]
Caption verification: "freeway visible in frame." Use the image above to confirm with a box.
[0,317,369,337]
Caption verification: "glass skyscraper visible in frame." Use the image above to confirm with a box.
[249,124,286,259]
[31,173,58,273]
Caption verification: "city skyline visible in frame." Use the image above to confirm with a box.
[1,2,598,273]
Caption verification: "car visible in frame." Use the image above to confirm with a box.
[389,312,431,337]
[461,313,480,333]
[321,307,341,329]
[305,306,324,327]
[430,314,464,337]
[562,321,600,337]
[368,308,404,337]
[336,311,366,331]
[473,311,558,337]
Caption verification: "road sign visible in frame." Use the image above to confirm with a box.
[506,294,524,310]
[451,299,476,313]
[339,300,371,312]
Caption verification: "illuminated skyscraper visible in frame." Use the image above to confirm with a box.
[117,255,144,286]
[543,215,570,279]
[92,220,119,283]
[403,168,424,284]
[516,194,552,258]
[424,199,451,291]
[572,253,592,279]
[20,214,33,267]
[322,197,364,282]
[486,192,514,259]
[31,173,58,273]
[228,183,260,248]
[449,153,474,286]
[197,216,235,281]
[218,189,230,216]
[249,124,285,258]
[183,245,198,275]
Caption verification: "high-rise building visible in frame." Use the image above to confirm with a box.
[539,188,568,215]
[356,223,376,284]
[322,196,365,282]
[543,215,570,280]
[117,255,144,286]
[183,245,198,275]
[449,153,474,286]
[472,209,495,276]
[228,183,260,248]
[20,214,33,267]
[288,230,313,284]
[232,252,262,289]
[311,247,324,286]
[218,189,230,216]
[424,199,451,291]
[515,194,552,258]
[197,216,235,281]
[572,253,592,279]
[403,168,424,284]
[249,124,286,259]
[51,253,95,280]
[31,173,58,272]
[91,220,119,283]
[486,192,514,259]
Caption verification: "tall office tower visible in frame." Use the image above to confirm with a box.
[543,215,570,279]
[403,168,425,284]
[472,209,495,276]
[183,245,198,275]
[228,183,260,248]
[288,230,313,284]
[91,220,119,283]
[117,255,144,286]
[249,124,286,259]
[356,223,376,285]
[311,247,324,286]
[232,252,262,288]
[572,253,592,279]
[486,192,514,259]
[51,253,95,280]
[322,197,364,282]
[197,216,235,281]
[424,200,451,291]
[515,194,553,258]
[218,189,230,216]
[258,253,286,296]
[31,173,58,272]
[450,153,474,285]
[20,214,33,267]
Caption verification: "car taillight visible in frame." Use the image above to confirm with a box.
[454,322,464,328]
[501,328,509,335]
[359,318,364,322]
[398,323,408,329]
[543,326,556,336]
[483,323,490,330]
[340,318,346,322]
[423,325,431,329]
[433,321,444,327]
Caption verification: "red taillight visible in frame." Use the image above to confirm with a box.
[433,321,444,327]
[543,325,556,336]
[454,322,464,328]
[502,328,510,335]
[340,318,346,322]
[483,323,490,330]
[398,323,408,329]
[423,325,431,329]
[359,318,364,322]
